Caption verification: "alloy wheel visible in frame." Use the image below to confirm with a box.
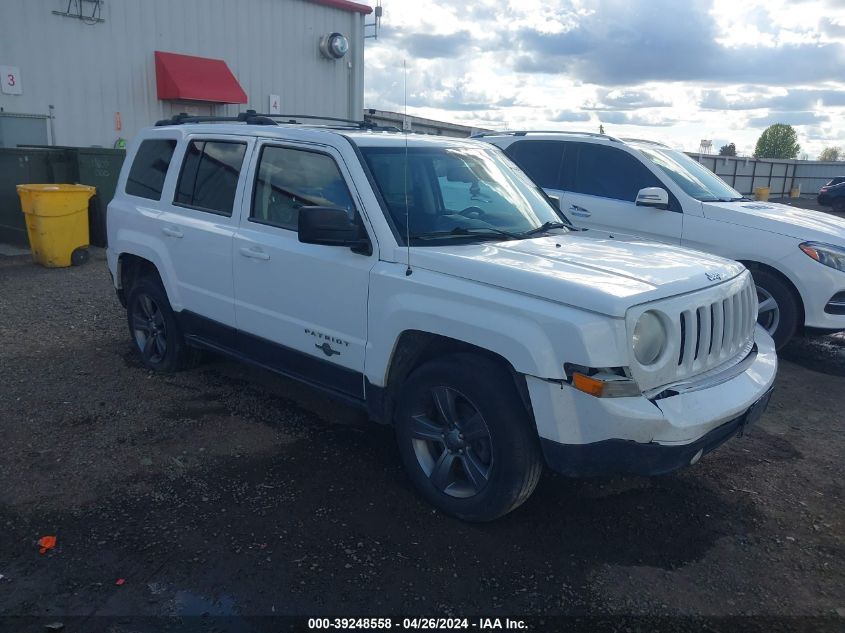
[409,385,493,498]
[756,285,780,336]
[131,294,168,364]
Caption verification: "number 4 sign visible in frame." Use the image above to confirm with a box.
[269,94,281,115]
[0,66,22,95]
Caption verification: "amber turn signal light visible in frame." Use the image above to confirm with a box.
[572,373,606,397]
[571,372,641,398]
[799,243,820,261]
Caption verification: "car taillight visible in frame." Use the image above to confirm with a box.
[820,187,828,192]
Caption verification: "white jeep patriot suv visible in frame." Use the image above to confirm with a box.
[107,112,776,521]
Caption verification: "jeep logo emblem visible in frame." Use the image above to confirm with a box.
[706,272,722,281]
[315,342,341,357]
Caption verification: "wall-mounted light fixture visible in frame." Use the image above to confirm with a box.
[319,32,349,60]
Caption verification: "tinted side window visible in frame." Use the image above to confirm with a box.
[125,139,176,200]
[251,146,354,231]
[573,144,662,202]
[174,140,247,216]
[505,140,565,188]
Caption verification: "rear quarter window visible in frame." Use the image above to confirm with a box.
[125,139,177,200]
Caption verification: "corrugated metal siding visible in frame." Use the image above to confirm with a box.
[688,153,845,196]
[0,0,363,147]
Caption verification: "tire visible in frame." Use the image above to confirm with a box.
[750,268,799,350]
[394,353,543,522]
[125,275,199,372]
[832,199,845,213]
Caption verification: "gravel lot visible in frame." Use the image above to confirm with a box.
[0,244,843,630]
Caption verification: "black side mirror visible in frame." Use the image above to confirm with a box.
[298,206,370,253]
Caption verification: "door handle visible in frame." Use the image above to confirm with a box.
[569,204,591,217]
[239,246,270,261]
[161,226,183,238]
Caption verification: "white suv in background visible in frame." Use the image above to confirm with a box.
[107,113,775,521]
[481,131,845,349]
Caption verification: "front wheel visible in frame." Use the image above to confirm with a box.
[394,354,543,522]
[751,269,799,350]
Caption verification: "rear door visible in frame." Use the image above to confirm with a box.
[157,135,252,329]
[232,140,374,399]
[504,140,565,195]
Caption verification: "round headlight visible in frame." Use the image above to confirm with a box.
[633,311,666,365]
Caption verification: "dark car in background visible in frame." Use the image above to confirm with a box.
[818,178,845,212]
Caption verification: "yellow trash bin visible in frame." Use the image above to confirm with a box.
[753,186,770,202]
[16,184,96,268]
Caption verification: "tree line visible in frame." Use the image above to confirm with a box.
[599,122,837,161]
[717,123,839,161]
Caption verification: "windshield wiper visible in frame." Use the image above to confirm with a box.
[519,221,570,237]
[411,227,522,241]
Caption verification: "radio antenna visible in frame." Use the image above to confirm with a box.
[403,59,412,277]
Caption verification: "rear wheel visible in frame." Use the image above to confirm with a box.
[751,268,799,350]
[126,276,198,372]
[832,199,845,213]
[70,247,89,266]
[394,354,542,522]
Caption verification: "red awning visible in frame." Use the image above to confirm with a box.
[308,0,372,14]
[154,51,247,104]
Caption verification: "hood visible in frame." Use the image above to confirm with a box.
[703,199,845,242]
[403,231,745,317]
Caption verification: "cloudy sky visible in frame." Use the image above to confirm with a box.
[363,0,845,157]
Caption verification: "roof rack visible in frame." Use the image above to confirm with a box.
[155,114,243,126]
[470,130,621,142]
[274,113,377,128]
[155,110,395,130]
[619,137,668,147]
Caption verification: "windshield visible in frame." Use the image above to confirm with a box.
[635,145,744,202]
[360,145,567,245]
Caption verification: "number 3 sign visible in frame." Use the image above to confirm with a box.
[0,66,22,95]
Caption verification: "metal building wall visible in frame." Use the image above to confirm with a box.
[363,109,491,138]
[689,153,845,197]
[0,0,364,148]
